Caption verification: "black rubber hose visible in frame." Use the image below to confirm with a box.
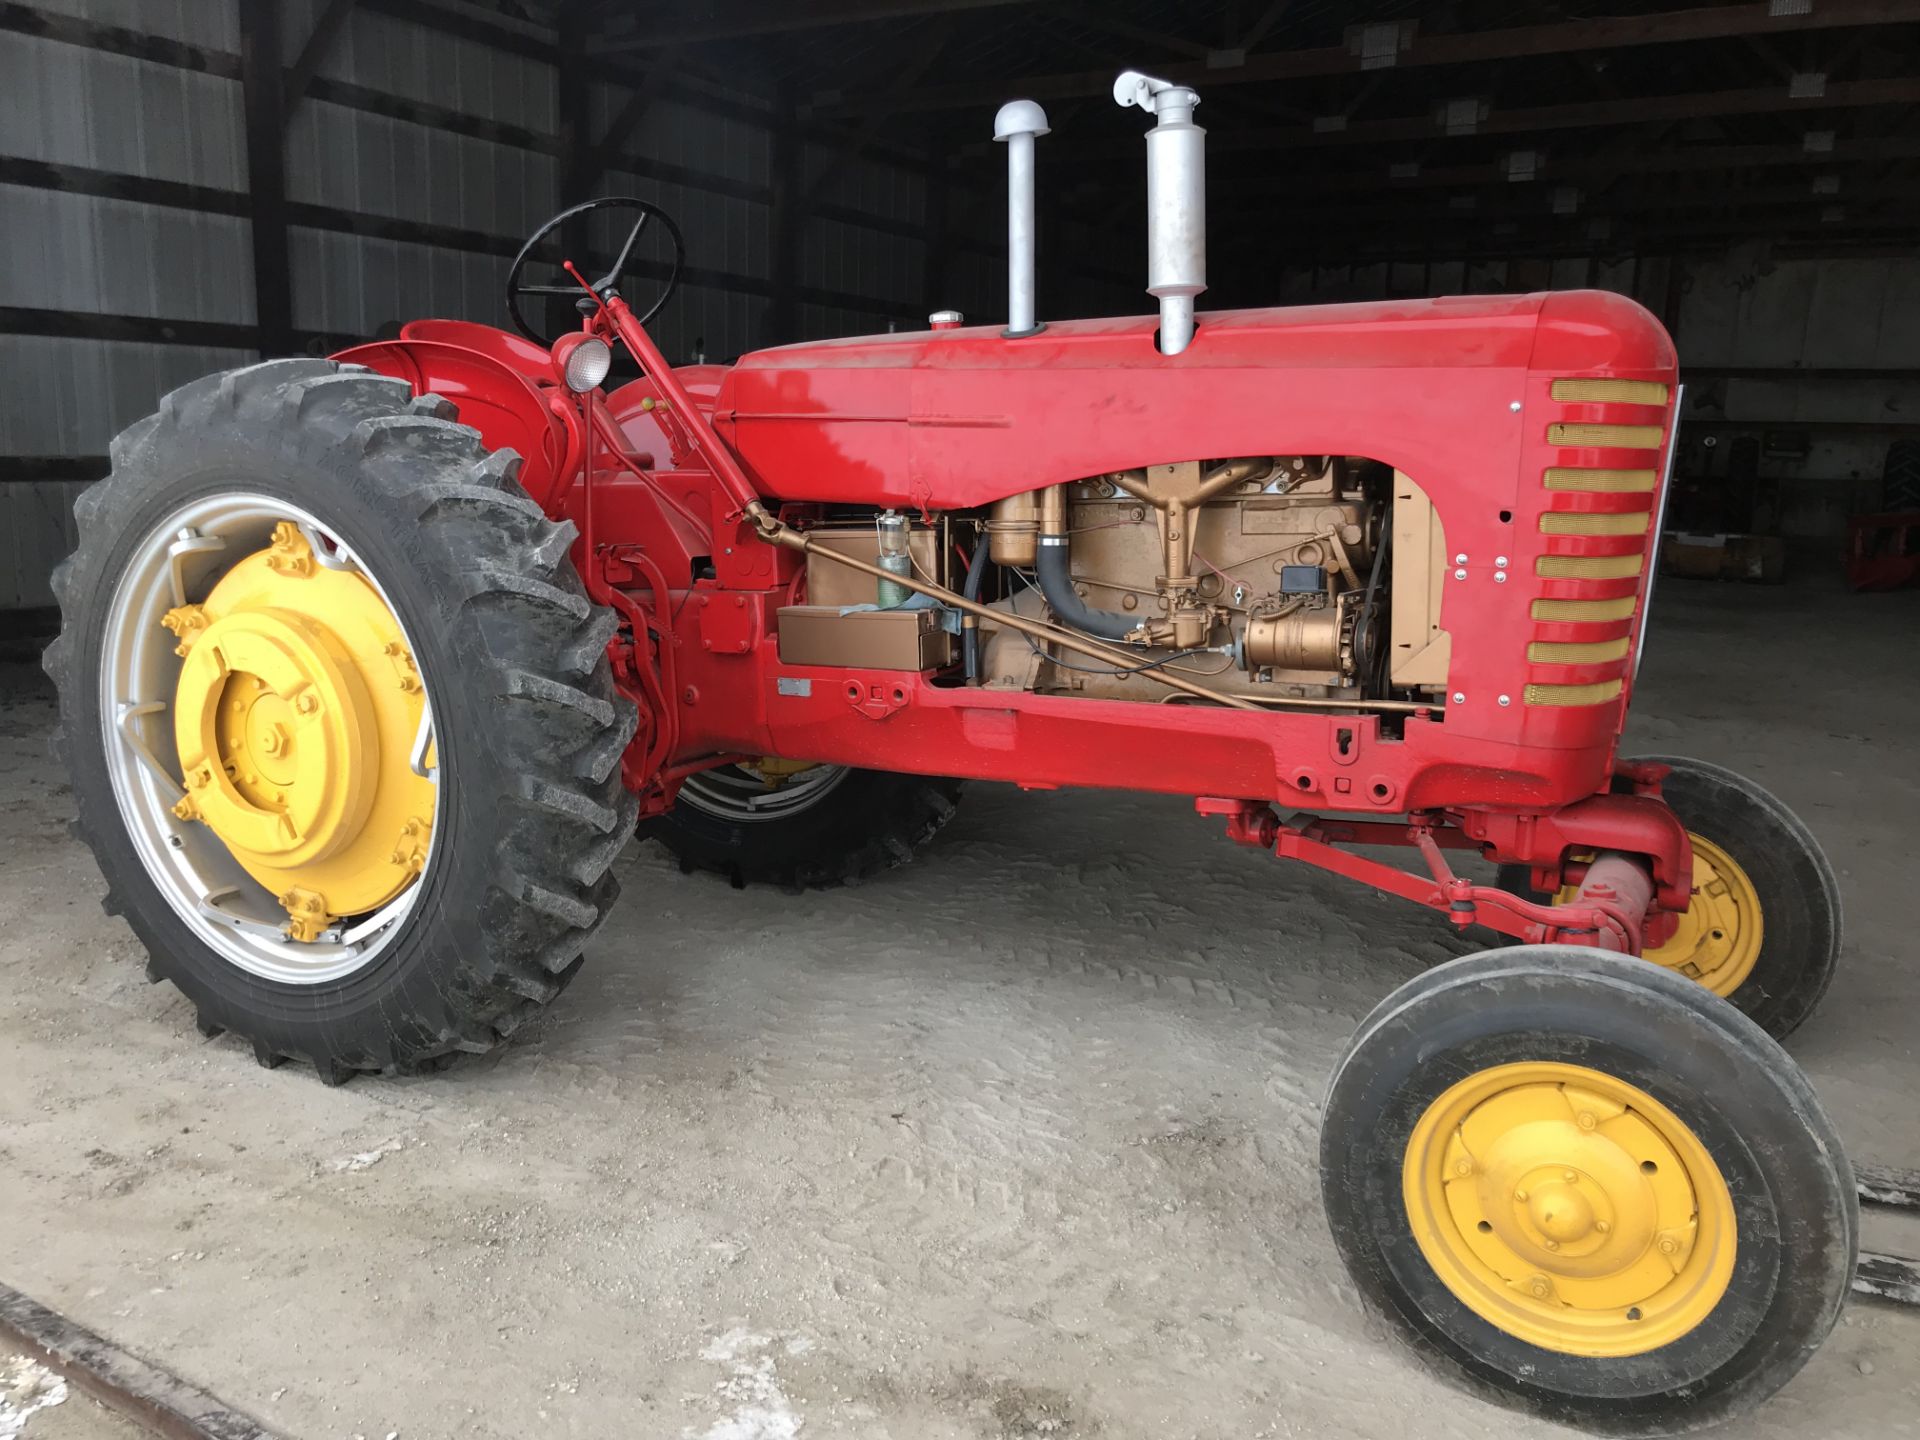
[961,533,991,681]
[1351,513,1391,697]
[1035,536,1144,642]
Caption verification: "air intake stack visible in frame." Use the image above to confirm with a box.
[993,99,1050,338]
[1113,70,1206,355]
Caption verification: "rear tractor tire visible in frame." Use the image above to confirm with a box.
[1321,945,1856,1435]
[643,763,962,889]
[45,358,639,1081]
[1497,756,1842,1040]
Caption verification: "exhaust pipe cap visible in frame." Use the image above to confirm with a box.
[1112,70,1198,113]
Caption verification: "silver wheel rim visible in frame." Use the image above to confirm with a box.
[97,491,439,985]
[677,763,850,822]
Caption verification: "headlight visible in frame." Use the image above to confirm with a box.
[558,335,612,393]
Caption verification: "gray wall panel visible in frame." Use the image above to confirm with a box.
[286,99,559,238]
[5,480,89,609]
[25,0,240,50]
[802,215,921,307]
[288,227,510,336]
[0,184,255,323]
[0,335,254,455]
[0,32,247,188]
[312,5,557,134]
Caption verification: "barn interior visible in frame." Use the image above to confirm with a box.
[1,3,1917,1437]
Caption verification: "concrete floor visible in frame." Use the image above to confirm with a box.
[1,574,1916,1440]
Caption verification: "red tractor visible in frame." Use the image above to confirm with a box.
[47,73,1853,1432]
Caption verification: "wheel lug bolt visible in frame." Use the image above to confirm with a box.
[1563,1170,1578,1183]
[1455,1160,1473,1176]
[1595,1220,1611,1234]
[1577,1112,1597,1131]
[1514,1189,1528,1202]
[1658,1237,1678,1255]
[1542,1239,1559,1251]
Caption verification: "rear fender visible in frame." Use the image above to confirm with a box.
[331,336,584,511]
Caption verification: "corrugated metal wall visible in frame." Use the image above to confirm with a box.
[7,2,1906,608]
[1277,250,1920,537]
[0,0,946,609]
[1,0,252,607]
[1678,250,1920,536]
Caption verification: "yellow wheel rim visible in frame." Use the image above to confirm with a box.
[1402,1061,1736,1357]
[165,522,435,942]
[1556,834,1763,997]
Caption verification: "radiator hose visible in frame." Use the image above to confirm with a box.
[961,534,991,681]
[1036,535,1144,642]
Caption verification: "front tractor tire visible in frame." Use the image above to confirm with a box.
[1321,946,1856,1435]
[45,358,639,1081]
[642,764,963,888]
[1497,756,1842,1040]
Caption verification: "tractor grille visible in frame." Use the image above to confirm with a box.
[1524,377,1672,708]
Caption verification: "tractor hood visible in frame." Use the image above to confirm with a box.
[709,291,1674,511]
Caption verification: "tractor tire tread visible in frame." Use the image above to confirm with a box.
[643,770,965,890]
[47,356,636,1082]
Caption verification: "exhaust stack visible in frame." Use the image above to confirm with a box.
[993,99,1049,338]
[1113,70,1206,355]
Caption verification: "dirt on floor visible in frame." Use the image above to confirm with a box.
[0,574,1916,1440]
[1,1352,148,1440]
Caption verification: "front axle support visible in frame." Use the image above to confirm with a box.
[1194,796,1664,953]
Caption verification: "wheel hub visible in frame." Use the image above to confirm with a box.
[1642,835,1763,994]
[677,758,849,821]
[1403,1062,1736,1357]
[165,523,435,941]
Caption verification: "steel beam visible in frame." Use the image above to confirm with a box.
[1214,136,1920,198]
[816,0,1920,117]
[766,83,802,346]
[237,0,292,357]
[284,0,357,113]
[0,1,239,77]
[602,0,1033,50]
[1035,77,1920,164]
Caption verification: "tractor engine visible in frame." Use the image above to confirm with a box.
[783,459,1449,713]
[976,457,1399,705]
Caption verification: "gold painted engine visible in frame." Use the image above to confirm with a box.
[978,456,1431,705]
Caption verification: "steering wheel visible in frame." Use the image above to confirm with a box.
[505,196,685,346]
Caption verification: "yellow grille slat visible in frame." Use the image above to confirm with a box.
[1525,679,1625,707]
[1544,467,1657,492]
[1537,554,1645,580]
[1548,423,1666,449]
[1532,597,1638,622]
[1528,638,1633,664]
[1540,511,1652,536]
[1550,379,1671,405]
